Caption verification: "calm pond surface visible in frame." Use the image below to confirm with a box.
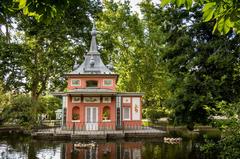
[0,134,217,159]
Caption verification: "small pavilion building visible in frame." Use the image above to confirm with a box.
[54,24,143,131]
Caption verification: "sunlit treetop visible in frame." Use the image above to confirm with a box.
[0,0,68,24]
[161,0,240,34]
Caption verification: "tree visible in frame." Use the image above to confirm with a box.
[161,0,240,34]
[39,96,61,120]
[0,0,68,24]
[201,101,240,159]
[97,0,173,120]
[1,94,61,128]
[0,0,102,100]
[0,81,10,125]
[2,94,39,128]
[0,37,25,92]
[155,3,240,129]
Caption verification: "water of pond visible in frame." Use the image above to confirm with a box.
[0,133,217,159]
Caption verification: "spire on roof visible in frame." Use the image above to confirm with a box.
[89,21,99,54]
[66,21,116,75]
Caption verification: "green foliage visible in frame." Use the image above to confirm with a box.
[0,0,68,24]
[72,113,79,120]
[201,101,240,159]
[0,0,102,100]
[0,81,10,125]
[38,96,61,119]
[144,107,170,122]
[1,94,61,128]
[103,110,109,118]
[2,94,38,128]
[0,37,25,91]
[152,3,240,128]
[161,0,240,34]
[0,81,9,110]
[97,0,173,117]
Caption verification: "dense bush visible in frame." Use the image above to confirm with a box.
[0,82,10,126]
[1,94,61,128]
[144,107,170,122]
[201,101,240,159]
[38,96,61,120]
[2,95,38,128]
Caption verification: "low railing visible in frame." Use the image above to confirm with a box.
[62,121,166,131]
[34,120,167,134]
[37,120,61,128]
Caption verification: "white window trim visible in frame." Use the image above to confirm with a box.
[102,119,111,122]
[72,97,81,103]
[102,97,111,103]
[123,107,131,120]
[103,79,113,86]
[71,79,81,86]
[123,97,131,104]
[72,120,80,122]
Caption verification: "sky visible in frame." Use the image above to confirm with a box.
[120,0,160,13]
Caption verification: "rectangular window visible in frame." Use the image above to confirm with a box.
[86,80,98,87]
[103,79,113,86]
[123,107,130,120]
[102,97,111,103]
[72,97,81,103]
[71,79,80,86]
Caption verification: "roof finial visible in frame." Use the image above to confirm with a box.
[107,56,114,71]
[91,21,97,36]
[90,55,95,67]
[73,60,79,70]
[89,20,98,53]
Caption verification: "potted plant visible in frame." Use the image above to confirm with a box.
[103,111,109,120]
[72,113,79,120]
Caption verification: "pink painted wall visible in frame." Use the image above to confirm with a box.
[121,96,143,127]
[66,96,116,129]
[65,76,142,130]
[65,95,143,129]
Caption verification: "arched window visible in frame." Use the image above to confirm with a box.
[72,106,80,120]
[86,80,98,88]
[103,106,110,120]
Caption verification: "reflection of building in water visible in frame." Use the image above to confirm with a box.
[63,142,143,159]
[122,142,141,159]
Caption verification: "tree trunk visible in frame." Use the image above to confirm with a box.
[4,14,10,43]
[31,80,39,101]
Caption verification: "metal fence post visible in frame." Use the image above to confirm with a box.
[103,122,105,135]
[73,122,75,135]
[122,121,124,134]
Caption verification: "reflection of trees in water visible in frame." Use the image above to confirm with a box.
[142,141,196,159]
[0,135,217,159]
[28,144,37,159]
[0,134,62,159]
[142,143,162,159]
[142,140,214,159]
[0,134,31,158]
